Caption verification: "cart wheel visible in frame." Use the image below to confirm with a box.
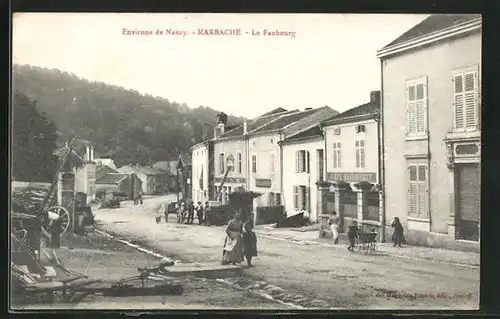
[42,206,71,236]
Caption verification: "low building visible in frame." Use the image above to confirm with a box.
[377,14,481,249]
[279,125,325,222]
[190,140,214,204]
[95,173,142,200]
[152,160,177,193]
[319,91,381,232]
[177,153,192,200]
[117,164,167,195]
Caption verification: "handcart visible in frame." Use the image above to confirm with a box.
[357,230,378,254]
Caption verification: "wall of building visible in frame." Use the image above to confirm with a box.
[213,138,248,199]
[324,119,379,183]
[382,32,481,234]
[248,133,281,207]
[191,143,210,203]
[282,138,324,222]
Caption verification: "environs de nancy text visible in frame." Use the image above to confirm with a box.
[121,28,296,38]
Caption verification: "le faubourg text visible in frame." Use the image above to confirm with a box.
[121,28,297,38]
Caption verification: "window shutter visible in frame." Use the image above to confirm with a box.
[361,141,366,168]
[355,141,360,168]
[293,186,298,210]
[416,83,426,133]
[298,186,304,210]
[454,74,465,130]
[295,151,299,173]
[332,145,337,169]
[306,151,311,173]
[407,85,417,134]
[464,71,478,129]
[408,183,417,217]
[338,143,342,168]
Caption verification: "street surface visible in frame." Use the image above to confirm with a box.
[94,194,480,310]
[13,230,288,310]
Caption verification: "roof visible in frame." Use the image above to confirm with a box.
[96,165,118,180]
[382,14,481,49]
[251,109,318,134]
[118,164,166,175]
[321,101,380,126]
[282,106,338,137]
[219,109,298,139]
[96,173,129,184]
[280,125,323,144]
[259,107,288,117]
[94,158,117,169]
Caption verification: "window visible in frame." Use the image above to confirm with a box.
[408,164,429,219]
[332,143,342,168]
[355,140,365,168]
[236,152,242,174]
[453,66,479,131]
[252,155,257,173]
[295,150,310,173]
[293,186,308,211]
[317,149,324,181]
[219,153,225,174]
[406,77,427,136]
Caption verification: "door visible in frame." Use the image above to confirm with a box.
[456,163,480,241]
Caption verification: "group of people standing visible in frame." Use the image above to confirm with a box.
[221,210,258,268]
[328,210,406,250]
[176,201,211,225]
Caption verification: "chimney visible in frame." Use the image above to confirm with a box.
[243,121,248,135]
[370,91,381,105]
[90,146,94,161]
[86,145,90,161]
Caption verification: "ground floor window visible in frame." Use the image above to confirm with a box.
[407,163,429,219]
[268,192,282,206]
[293,186,309,211]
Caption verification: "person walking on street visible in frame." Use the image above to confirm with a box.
[221,211,245,265]
[329,211,340,244]
[204,201,211,226]
[347,220,358,252]
[196,202,204,225]
[391,217,406,247]
[242,214,258,268]
[178,201,186,224]
[187,202,195,224]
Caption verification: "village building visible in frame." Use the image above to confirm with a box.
[177,153,193,201]
[279,126,325,222]
[212,109,298,204]
[96,164,118,181]
[318,92,381,232]
[117,164,168,195]
[95,172,142,200]
[377,14,481,248]
[212,107,338,210]
[152,160,178,193]
[190,140,214,204]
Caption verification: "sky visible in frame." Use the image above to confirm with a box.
[12,13,428,118]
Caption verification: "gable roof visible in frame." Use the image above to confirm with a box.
[282,106,338,137]
[218,109,298,139]
[280,125,323,145]
[96,165,118,180]
[321,100,380,126]
[381,14,481,49]
[259,107,288,117]
[96,173,129,185]
[178,154,192,167]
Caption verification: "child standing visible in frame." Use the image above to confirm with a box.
[347,220,358,252]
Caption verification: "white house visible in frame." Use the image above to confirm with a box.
[280,126,325,222]
[190,139,213,204]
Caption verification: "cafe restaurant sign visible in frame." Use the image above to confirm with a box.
[326,172,377,183]
[255,178,272,188]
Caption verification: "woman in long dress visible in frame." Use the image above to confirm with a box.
[242,216,258,268]
[329,211,340,244]
[221,211,245,265]
[391,217,406,247]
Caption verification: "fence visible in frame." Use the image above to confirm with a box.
[256,206,285,225]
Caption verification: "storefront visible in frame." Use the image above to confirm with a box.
[446,136,481,242]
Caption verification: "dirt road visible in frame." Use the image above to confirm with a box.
[94,195,480,310]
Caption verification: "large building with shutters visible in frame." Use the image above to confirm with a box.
[377,14,481,247]
[318,91,381,232]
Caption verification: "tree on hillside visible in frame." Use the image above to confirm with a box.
[12,91,59,182]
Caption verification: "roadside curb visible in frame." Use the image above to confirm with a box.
[252,230,479,269]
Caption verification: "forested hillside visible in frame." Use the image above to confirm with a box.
[12,64,245,167]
